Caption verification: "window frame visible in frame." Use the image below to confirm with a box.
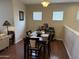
[52,11,64,21]
[76,11,79,20]
[32,11,42,21]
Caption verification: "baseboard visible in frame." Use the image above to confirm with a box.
[15,38,23,44]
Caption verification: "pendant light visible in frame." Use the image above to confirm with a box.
[41,0,50,7]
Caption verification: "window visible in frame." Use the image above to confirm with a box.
[52,11,64,21]
[33,12,42,21]
[76,11,79,20]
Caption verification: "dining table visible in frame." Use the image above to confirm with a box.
[24,31,49,59]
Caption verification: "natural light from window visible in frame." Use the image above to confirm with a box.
[76,11,79,20]
[52,11,64,21]
[33,12,42,21]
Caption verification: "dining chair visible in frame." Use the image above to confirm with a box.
[48,27,55,41]
[24,37,29,59]
[45,32,54,57]
[24,37,42,59]
[50,33,55,41]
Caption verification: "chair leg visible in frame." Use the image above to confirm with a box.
[43,45,46,59]
[48,44,50,57]
[38,51,40,59]
[24,49,26,59]
[24,44,26,59]
[27,50,29,59]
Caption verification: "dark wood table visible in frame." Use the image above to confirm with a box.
[24,31,49,59]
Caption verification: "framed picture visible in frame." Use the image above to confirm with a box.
[19,11,24,21]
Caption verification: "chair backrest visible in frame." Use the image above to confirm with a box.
[24,37,29,46]
[48,32,55,41]
[48,27,55,33]
[27,37,39,48]
[47,33,52,41]
[50,33,55,41]
[26,30,32,37]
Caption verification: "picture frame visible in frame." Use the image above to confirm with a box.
[19,11,24,21]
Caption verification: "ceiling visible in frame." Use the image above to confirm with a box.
[20,0,79,4]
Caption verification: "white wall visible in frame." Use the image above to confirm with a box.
[0,0,14,26]
[12,0,26,43]
[64,25,79,59]
[0,0,27,43]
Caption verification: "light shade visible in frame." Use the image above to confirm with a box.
[41,1,50,7]
[3,20,11,34]
[3,20,11,26]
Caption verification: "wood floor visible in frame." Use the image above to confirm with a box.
[0,40,69,59]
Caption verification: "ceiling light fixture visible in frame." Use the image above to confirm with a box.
[41,0,50,7]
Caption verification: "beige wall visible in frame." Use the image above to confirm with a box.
[26,3,79,39]
[12,0,26,43]
[0,0,14,26]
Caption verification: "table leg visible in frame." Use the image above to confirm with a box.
[43,45,45,59]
